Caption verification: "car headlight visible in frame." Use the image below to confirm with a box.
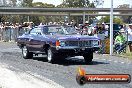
[92,40,99,46]
[60,41,66,47]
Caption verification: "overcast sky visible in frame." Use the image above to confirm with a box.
[33,0,132,8]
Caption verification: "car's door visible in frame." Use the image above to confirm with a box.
[27,28,44,52]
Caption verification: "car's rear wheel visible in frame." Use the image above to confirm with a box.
[22,46,33,59]
[83,52,93,63]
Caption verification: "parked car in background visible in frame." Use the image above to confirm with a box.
[17,25,101,63]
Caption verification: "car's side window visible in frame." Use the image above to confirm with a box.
[30,28,42,35]
[36,29,43,35]
[43,27,48,34]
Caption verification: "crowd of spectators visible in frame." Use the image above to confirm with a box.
[0,22,34,42]
[75,21,132,53]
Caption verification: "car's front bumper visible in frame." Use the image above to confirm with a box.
[51,46,100,55]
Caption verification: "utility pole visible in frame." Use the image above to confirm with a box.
[83,12,86,24]
[110,0,113,55]
[28,16,30,22]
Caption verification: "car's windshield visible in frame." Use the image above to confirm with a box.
[42,26,78,35]
[64,26,79,35]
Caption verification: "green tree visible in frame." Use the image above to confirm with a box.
[99,16,124,24]
[43,3,55,8]
[21,0,33,7]
[57,0,96,24]
[117,4,131,23]
[32,2,56,24]
[4,0,17,7]
[1,15,10,22]
[60,0,95,8]
[32,2,55,8]
[114,17,123,24]
[100,16,110,23]
[32,2,44,7]
[0,0,33,23]
[10,0,17,7]
[92,0,104,7]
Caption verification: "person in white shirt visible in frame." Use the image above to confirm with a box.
[127,24,132,51]
[104,25,109,37]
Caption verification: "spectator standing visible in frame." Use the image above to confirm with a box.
[104,25,109,37]
[82,21,89,29]
[127,24,132,51]
[0,23,3,41]
[28,22,34,30]
[122,24,127,32]
[82,21,92,35]
[15,23,20,39]
[120,25,127,41]
[2,24,6,41]
[114,31,126,53]
[12,24,17,40]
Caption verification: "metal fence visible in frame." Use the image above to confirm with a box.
[0,26,29,42]
[96,30,129,54]
[113,30,128,54]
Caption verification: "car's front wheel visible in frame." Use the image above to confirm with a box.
[46,48,57,63]
[22,46,33,59]
[83,52,93,63]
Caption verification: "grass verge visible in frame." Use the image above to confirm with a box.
[114,51,132,59]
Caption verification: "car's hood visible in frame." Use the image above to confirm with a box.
[45,34,100,41]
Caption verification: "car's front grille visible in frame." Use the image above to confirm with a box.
[65,41,92,47]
